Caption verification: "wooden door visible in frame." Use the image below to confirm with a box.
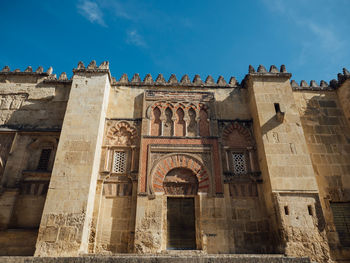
[167,197,196,250]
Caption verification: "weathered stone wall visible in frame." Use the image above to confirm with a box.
[1,63,348,262]
[0,69,70,256]
[10,195,46,228]
[134,195,164,253]
[94,195,135,253]
[0,73,70,130]
[0,255,311,263]
[274,193,330,263]
[107,86,144,119]
[0,229,38,256]
[293,89,350,261]
[0,133,15,181]
[246,71,331,262]
[35,68,111,256]
[225,185,273,254]
[337,79,350,126]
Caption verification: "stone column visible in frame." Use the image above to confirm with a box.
[246,65,331,262]
[35,61,111,256]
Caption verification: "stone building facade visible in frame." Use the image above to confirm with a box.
[0,62,349,263]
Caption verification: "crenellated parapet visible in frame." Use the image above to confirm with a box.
[330,67,350,89]
[0,65,73,85]
[242,65,292,89]
[290,67,350,91]
[112,73,238,88]
[71,60,112,83]
[290,79,332,91]
[0,65,50,75]
[247,64,290,76]
[72,60,110,73]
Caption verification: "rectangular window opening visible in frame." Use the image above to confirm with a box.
[232,152,247,174]
[284,206,289,215]
[274,103,281,113]
[112,151,127,173]
[37,149,52,171]
[308,205,313,216]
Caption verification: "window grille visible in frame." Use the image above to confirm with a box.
[330,202,350,247]
[37,149,52,171]
[232,153,247,174]
[112,151,127,173]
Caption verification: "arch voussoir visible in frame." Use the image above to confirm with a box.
[150,154,210,194]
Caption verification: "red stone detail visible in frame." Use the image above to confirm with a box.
[154,185,163,192]
[197,171,208,181]
[163,159,171,171]
[198,177,209,185]
[138,138,223,195]
[154,176,163,185]
[156,170,164,179]
[187,158,193,169]
[181,156,187,167]
[150,154,211,194]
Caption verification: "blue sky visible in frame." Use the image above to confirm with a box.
[0,0,349,83]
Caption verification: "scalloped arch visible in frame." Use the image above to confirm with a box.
[222,122,254,146]
[106,121,137,146]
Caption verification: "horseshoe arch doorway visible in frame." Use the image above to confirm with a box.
[164,168,198,250]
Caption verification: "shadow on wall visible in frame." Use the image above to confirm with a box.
[296,94,350,261]
[301,93,350,237]
[300,94,350,202]
[133,93,143,119]
[0,83,69,256]
[2,88,69,131]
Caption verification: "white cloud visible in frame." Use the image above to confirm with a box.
[77,0,107,27]
[98,0,133,20]
[126,29,146,47]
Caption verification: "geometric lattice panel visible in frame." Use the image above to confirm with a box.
[232,153,247,174]
[112,151,127,173]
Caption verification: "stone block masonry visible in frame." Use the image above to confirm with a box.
[0,62,349,262]
[0,255,311,263]
[34,63,111,256]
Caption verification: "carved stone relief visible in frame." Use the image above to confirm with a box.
[106,121,138,146]
[149,153,210,194]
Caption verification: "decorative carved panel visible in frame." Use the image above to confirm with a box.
[163,168,198,195]
[106,121,137,146]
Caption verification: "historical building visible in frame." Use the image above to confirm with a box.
[0,61,349,263]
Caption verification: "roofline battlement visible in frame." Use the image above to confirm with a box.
[111,73,238,88]
[291,68,350,91]
[1,61,349,91]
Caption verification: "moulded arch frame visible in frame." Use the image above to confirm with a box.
[148,153,212,196]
